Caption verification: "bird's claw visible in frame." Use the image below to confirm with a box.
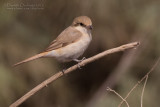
[77,63,82,69]
[61,69,66,75]
[73,57,86,69]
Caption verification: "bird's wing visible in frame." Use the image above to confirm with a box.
[45,26,82,52]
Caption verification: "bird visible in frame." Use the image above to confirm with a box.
[13,16,93,66]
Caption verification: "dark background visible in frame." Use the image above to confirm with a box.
[0,0,160,107]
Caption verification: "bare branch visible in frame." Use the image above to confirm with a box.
[107,87,130,107]
[10,42,140,107]
[118,57,160,107]
[141,75,148,107]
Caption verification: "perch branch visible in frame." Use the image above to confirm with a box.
[10,42,140,107]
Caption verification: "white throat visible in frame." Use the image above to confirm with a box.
[75,26,90,35]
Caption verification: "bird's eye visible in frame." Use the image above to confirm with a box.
[79,23,84,26]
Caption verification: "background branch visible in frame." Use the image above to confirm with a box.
[141,75,148,107]
[118,58,160,107]
[106,58,159,107]
[10,42,139,107]
[107,87,130,107]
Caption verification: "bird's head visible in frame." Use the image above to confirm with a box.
[72,16,93,30]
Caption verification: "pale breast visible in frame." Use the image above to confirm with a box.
[54,34,91,62]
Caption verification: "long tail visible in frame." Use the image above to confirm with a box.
[13,52,49,66]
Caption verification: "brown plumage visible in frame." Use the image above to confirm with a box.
[45,26,82,52]
[13,16,92,66]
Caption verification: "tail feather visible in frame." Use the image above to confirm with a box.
[13,52,49,66]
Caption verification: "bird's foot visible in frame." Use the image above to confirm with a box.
[73,57,86,69]
[61,69,67,75]
[73,57,86,63]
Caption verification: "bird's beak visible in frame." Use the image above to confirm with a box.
[87,25,93,30]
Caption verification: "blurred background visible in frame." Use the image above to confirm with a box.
[0,0,160,107]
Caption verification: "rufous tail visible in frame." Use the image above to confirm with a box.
[13,52,49,66]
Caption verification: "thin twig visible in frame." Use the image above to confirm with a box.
[141,75,148,107]
[118,83,138,107]
[107,87,130,107]
[118,57,160,107]
[10,42,140,107]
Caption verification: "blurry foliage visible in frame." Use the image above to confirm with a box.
[0,0,160,107]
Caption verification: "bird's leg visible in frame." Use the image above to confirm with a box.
[81,57,86,61]
[73,57,86,62]
[73,57,86,69]
[60,64,67,75]
[61,69,65,75]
